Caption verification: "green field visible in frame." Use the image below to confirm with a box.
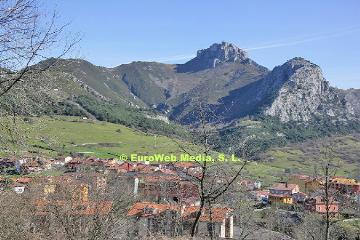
[0,116,287,182]
[0,116,196,158]
[1,116,358,182]
[263,134,360,178]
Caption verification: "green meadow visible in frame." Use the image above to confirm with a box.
[1,116,358,182]
[0,116,196,158]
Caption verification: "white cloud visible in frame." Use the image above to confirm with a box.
[244,25,360,51]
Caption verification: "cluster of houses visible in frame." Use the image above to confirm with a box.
[0,156,74,175]
[92,159,234,238]
[65,158,234,238]
[0,176,32,193]
[0,157,234,238]
[33,173,113,218]
[1,156,359,239]
[250,174,360,215]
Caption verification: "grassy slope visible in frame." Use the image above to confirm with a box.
[262,134,360,178]
[0,116,284,183]
[215,118,359,179]
[1,116,358,183]
[16,116,198,158]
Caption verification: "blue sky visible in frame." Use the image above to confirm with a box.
[45,0,360,89]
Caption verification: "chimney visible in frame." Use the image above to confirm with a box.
[285,182,288,188]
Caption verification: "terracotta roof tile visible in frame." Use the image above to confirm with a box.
[270,183,298,191]
[15,177,32,184]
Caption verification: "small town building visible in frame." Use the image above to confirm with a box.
[305,196,339,214]
[288,174,324,193]
[292,192,308,203]
[127,202,234,239]
[250,190,269,204]
[330,177,360,195]
[268,183,299,205]
[304,178,323,193]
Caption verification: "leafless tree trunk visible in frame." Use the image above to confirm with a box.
[321,146,338,240]
[324,161,330,240]
[296,144,341,240]
[0,0,79,156]
[32,173,133,240]
[173,100,250,238]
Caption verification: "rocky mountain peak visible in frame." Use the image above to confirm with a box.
[196,41,249,66]
[282,57,320,73]
[261,57,349,122]
[267,57,325,88]
[176,42,254,73]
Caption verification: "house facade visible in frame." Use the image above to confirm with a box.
[330,177,360,195]
[269,183,299,205]
[305,196,339,214]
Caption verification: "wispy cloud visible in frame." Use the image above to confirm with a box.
[146,25,360,63]
[244,25,360,51]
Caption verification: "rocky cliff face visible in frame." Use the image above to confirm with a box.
[197,42,249,66]
[261,58,330,121]
[209,56,359,124]
[344,89,360,116]
[176,42,265,73]
[260,57,356,122]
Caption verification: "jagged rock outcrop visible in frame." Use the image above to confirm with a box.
[260,57,354,122]
[261,58,330,121]
[344,89,360,116]
[176,41,264,73]
[212,56,358,123]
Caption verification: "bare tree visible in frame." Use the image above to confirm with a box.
[0,188,41,240]
[0,0,79,97]
[32,173,133,240]
[0,0,80,156]
[173,100,250,239]
[296,144,342,240]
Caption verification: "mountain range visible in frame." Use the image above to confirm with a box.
[32,41,359,127]
[1,41,360,158]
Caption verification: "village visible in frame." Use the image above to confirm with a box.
[0,155,359,239]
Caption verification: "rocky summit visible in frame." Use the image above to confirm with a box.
[177,42,252,72]
[261,57,350,122]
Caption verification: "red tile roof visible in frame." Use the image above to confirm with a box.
[270,183,298,191]
[15,177,32,184]
[174,162,198,169]
[156,168,177,175]
[134,164,156,173]
[127,202,179,217]
[118,162,134,171]
[182,206,232,223]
